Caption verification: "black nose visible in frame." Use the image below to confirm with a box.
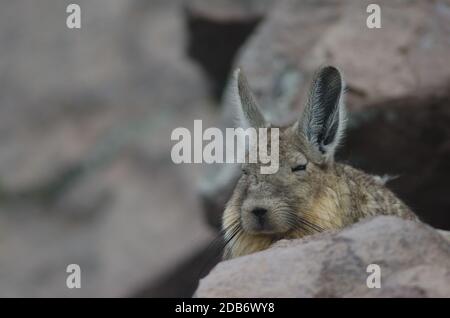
[251,207,268,218]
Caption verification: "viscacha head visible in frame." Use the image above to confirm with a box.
[222,66,347,258]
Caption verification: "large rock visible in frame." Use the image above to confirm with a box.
[338,86,450,230]
[0,0,206,192]
[196,216,450,297]
[184,0,274,99]
[235,0,450,115]
[0,0,214,297]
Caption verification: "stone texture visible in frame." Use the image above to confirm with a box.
[235,0,450,116]
[0,0,215,297]
[338,86,450,230]
[196,216,450,297]
[184,0,274,99]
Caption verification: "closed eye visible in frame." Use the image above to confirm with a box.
[291,164,307,172]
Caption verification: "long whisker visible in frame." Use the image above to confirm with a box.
[283,203,340,229]
[195,220,242,280]
[273,204,329,235]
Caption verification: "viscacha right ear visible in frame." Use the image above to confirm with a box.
[296,66,347,162]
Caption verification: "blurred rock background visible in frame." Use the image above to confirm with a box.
[0,0,219,297]
[0,0,449,297]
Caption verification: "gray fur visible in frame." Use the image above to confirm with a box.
[230,68,268,129]
[298,66,346,162]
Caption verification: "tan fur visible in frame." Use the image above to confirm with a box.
[222,67,418,259]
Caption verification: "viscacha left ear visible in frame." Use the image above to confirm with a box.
[229,68,268,129]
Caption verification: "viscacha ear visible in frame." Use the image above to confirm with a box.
[297,66,346,162]
[229,68,267,129]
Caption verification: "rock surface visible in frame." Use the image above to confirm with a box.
[196,216,450,297]
[339,86,450,230]
[0,0,214,297]
[235,0,450,115]
[185,0,274,99]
